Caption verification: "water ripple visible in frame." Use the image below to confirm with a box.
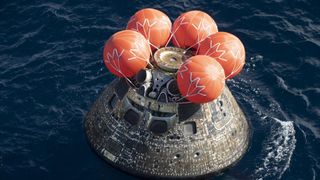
[1,0,319,179]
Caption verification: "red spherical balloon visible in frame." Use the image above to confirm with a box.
[103,30,151,78]
[172,10,218,49]
[177,55,225,103]
[127,8,172,51]
[198,32,245,79]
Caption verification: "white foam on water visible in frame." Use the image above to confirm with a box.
[254,117,296,180]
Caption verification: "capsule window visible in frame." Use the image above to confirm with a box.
[149,120,168,134]
[124,109,140,125]
[108,94,118,109]
[115,78,129,100]
[178,103,201,122]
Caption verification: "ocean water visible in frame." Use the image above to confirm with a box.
[0,0,319,179]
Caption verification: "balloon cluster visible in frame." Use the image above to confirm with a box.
[103,8,245,103]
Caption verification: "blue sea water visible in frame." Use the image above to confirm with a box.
[0,0,319,179]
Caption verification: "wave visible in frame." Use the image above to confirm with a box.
[254,116,296,180]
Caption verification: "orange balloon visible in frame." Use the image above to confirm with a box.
[127,8,172,51]
[103,30,151,78]
[172,10,218,49]
[198,32,245,79]
[177,55,225,103]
